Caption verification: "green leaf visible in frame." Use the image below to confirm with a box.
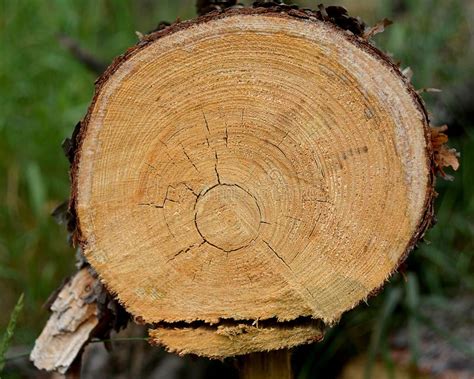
[25,162,46,221]
[0,293,24,372]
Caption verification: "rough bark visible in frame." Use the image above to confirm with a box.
[30,269,99,374]
[30,267,129,374]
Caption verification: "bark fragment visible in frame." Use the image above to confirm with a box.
[30,268,130,374]
[430,125,460,179]
[363,18,393,40]
[30,269,99,374]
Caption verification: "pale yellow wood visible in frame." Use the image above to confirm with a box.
[149,323,321,359]
[73,10,432,356]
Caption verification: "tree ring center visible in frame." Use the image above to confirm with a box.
[195,184,261,252]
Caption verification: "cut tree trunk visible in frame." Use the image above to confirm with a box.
[69,6,436,358]
[33,4,460,376]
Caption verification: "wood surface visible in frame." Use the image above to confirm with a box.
[149,321,322,358]
[69,7,437,357]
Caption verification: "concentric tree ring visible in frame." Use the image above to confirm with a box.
[72,8,433,356]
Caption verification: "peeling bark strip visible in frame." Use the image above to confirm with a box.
[430,125,460,180]
[30,268,129,374]
[48,3,458,363]
[30,269,99,374]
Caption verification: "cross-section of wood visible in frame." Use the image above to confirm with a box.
[71,8,434,355]
[149,321,323,358]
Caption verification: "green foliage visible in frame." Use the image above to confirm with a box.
[0,294,24,372]
[0,0,193,345]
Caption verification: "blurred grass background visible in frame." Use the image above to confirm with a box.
[0,0,472,377]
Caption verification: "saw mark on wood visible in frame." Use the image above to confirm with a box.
[263,240,318,306]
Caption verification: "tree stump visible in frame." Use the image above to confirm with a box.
[31,4,460,376]
[70,7,435,359]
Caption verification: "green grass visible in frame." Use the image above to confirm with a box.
[0,294,24,373]
[0,0,472,377]
[0,0,195,346]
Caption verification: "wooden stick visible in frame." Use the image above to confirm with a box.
[239,350,293,379]
[58,34,107,75]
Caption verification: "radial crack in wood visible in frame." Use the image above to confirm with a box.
[71,8,435,357]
